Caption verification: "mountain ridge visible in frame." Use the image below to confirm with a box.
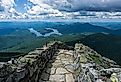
[0,41,120,82]
[55,22,121,36]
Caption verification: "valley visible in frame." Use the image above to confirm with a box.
[0,22,121,65]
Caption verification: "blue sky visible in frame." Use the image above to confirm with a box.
[0,0,121,20]
[15,0,27,13]
[14,0,34,13]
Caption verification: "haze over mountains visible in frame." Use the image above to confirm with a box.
[0,22,121,65]
[1,22,121,36]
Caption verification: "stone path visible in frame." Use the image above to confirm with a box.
[1,42,121,82]
[39,49,81,82]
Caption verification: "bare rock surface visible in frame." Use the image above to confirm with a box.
[0,41,121,82]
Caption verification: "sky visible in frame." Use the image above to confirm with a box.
[0,0,121,20]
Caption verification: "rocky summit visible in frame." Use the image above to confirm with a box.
[0,41,121,82]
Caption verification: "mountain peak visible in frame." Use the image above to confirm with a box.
[0,41,120,82]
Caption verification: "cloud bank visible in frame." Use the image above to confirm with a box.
[0,0,121,20]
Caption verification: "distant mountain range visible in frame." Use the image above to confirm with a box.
[0,22,121,64]
[1,22,121,36]
[54,23,121,36]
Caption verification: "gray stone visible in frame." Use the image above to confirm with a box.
[0,41,121,82]
[65,74,74,82]
[41,73,50,81]
[56,68,69,74]
[49,75,65,82]
[65,65,74,73]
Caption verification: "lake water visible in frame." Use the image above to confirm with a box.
[0,22,63,36]
[0,21,121,36]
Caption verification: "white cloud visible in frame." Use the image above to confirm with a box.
[27,0,66,19]
[9,7,16,13]
[0,0,17,19]
[28,0,51,8]
[0,0,121,20]
[0,0,29,19]
[1,0,15,9]
[27,5,41,15]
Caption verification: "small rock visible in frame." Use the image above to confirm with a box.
[65,74,74,82]
[49,75,65,82]
[56,68,69,74]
